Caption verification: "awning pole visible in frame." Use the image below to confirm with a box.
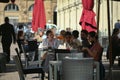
[97,0,101,35]
[107,0,113,80]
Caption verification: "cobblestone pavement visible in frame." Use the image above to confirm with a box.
[0,43,120,80]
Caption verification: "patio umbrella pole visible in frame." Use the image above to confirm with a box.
[107,0,113,80]
[97,0,100,35]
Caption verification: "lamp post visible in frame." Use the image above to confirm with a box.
[97,0,101,35]
[107,0,112,80]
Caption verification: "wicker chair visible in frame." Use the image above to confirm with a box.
[13,54,44,80]
[62,58,94,80]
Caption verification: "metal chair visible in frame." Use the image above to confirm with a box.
[13,55,45,80]
[62,58,94,80]
[49,50,83,80]
[54,49,79,60]
[56,52,83,61]
[15,48,21,60]
[20,40,39,68]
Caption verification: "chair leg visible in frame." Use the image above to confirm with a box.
[20,76,25,80]
[118,57,120,66]
[41,70,45,80]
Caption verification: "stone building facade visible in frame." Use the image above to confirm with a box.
[0,0,120,37]
[57,0,120,36]
[0,0,57,26]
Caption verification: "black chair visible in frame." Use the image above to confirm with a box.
[15,48,21,59]
[20,41,39,68]
[54,49,80,60]
[14,49,45,80]
[54,49,71,60]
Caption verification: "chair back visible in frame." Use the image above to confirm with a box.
[54,49,80,60]
[15,48,21,59]
[56,53,72,61]
[21,44,30,68]
[71,53,83,59]
[15,48,24,68]
[56,52,83,61]
[62,58,94,80]
[54,49,71,53]
[28,40,38,52]
[13,55,25,80]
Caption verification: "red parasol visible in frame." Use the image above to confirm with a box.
[32,0,46,32]
[80,0,97,32]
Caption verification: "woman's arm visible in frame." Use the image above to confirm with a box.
[82,46,102,61]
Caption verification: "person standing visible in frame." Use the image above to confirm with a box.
[16,24,25,53]
[0,17,16,63]
[114,19,120,29]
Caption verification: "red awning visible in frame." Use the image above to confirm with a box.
[32,0,46,32]
[80,0,97,32]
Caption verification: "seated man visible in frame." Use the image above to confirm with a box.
[40,29,60,73]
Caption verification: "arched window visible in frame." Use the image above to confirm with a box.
[28,4,34,11]
[4,4,19,11]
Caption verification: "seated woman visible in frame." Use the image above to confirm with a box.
[82,31,105,80]
[16,24,25,53]
[82,31,102,61]
[40,29,60,73]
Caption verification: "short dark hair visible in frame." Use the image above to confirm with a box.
[89,31,98,40]
[4,17,9,23]
[19,24,23,29]
[46,30,52,36]
[65,31,72,37]
[72,30,79,38]
[81,30,88,35]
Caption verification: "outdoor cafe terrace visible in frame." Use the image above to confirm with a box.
[0,42,120,80]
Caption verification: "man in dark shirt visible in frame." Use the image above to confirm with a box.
[0,17,16,62]
[81,30,91,48]
[81,30,91,57]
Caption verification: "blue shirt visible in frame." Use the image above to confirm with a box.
[115,22,120,29]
